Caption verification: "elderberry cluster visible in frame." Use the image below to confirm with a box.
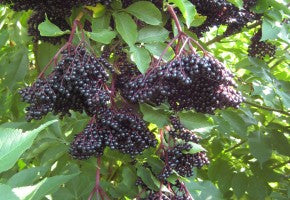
[0,0,111,43]
[69,107,157,159]
[19,44,112,121]
[119,54,244,114]
[169,116,200,143]
[157,116,208,180]
[248,29,276,59]
[159,143,209,180]
[189,0,260,37]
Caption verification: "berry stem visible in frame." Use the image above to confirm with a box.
[155,33,180,67]
[167,5,183,34]
[68,12,84,44]
[88,157,103,200]
[37,42,69,78]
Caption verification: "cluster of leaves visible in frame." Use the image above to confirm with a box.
[0,0,289,200]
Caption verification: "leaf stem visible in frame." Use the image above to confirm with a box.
[244,100,290,116]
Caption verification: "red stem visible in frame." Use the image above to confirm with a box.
[167,5,182,34]
[88,157,102,200]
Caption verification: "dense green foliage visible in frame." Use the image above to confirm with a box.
[0,0,289,200]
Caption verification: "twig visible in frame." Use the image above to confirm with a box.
[244,100,290,116]
[33,42,41,74]
[267,44,289,65]
[271,160,290,169]
[224,140,247,152]
[206,21,261,45]
[270,58,289,70]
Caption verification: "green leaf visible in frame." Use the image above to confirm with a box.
[38,17,70,37]
[92,14,111,31]
[87,29,117,44]
[137,165,159,191]
[0,29,9,48]
[113,12,137,46]
[7,166,49,187]
[130,46,151,74]
[232,173,248,199]
[140,103,170,128]
[146,156,164,174]
[0,47,29,89]
[261,18,280,41]
[126,1,162,25]
[269,132,290,156]
[121,167,137,187]
[182,142,206,154]
[221,110,247,138]
[248,131,272,164]
[178,111,215,134]
[40,144,67,166]
[169,0,196,28]
[0,120,57,173]
[208,158,234,193]
[247,176,268,200]
[144,43,175,62]
[0,184,19,200]
[36,42,61,72]
[13,173,79,200]
[191,14,207,27]
[185,180,223,200]
[227,0,244,9]
[138,26,169,43]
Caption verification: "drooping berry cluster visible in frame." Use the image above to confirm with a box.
[19,44,112,121]
[248,29,276,59]
[159,143,209,180]
[118,54,244,114]
[69,107,157,159]
[157,116,209,180]
[189,0,260,37]
[169,116,200,143]
[0,0,112,43]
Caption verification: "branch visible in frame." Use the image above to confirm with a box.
[206,21,261,46]
[244,100,290,116]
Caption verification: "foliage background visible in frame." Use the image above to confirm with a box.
[0,0,289,199]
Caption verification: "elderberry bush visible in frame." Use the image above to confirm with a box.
[118,54,244,114]
[248,29,276,59]
[69,107,157,159]
[19,44,112,121]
